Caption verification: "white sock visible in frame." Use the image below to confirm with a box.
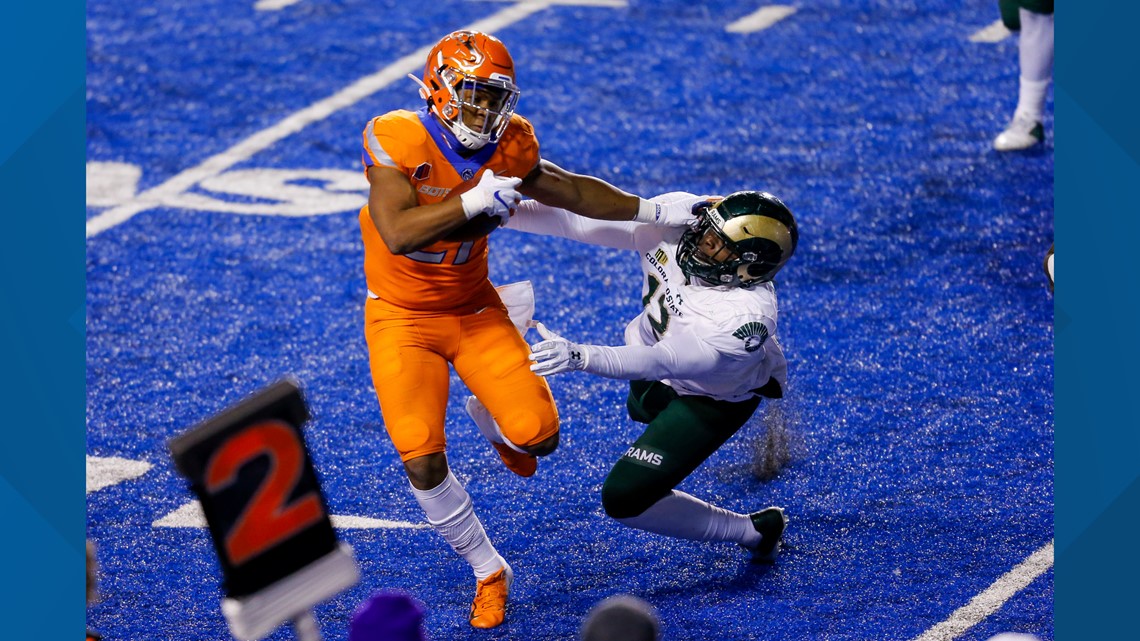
[1014,8,1053,120]
[410,470,506,580]
[615,490,760,547]
[1018,9,1054,82]
[1014,78,1050,122]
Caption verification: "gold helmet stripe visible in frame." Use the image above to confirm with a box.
[722,215,794,256]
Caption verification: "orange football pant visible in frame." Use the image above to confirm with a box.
[365,298,559,462]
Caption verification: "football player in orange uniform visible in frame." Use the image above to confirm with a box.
[359,31,695,628]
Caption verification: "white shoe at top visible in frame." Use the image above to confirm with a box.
[993,114,1045,151]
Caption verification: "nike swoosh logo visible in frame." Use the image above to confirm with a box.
[494,191,512,213]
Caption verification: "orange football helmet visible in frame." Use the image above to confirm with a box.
[408,31,521,150]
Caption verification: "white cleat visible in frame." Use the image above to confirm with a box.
[993,114,1044,151]
[465,396,536,477]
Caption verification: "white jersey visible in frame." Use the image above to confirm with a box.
[509,192,787,403]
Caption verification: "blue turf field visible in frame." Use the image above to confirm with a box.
[86,1,1053,639]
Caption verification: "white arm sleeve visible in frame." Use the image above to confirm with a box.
[579,330,734,381]
[506,199,643,251]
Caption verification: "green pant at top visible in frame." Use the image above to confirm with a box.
[1000,0,1055,31]
[600,379,766,519]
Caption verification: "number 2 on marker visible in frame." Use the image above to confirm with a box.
[204,420,324,566]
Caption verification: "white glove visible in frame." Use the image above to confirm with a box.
[634,196,719,227]
[460,169,522,226]
[528,322,589,376]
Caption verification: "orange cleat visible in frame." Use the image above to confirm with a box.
[492,442,537,477]
[469,566,513,629]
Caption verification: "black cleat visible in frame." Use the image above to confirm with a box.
[744,507,788,563]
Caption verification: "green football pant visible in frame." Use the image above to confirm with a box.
[601,380,762,519]
[1000,0,1055,31]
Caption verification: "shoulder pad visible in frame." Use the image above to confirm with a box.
[369,110,429,147]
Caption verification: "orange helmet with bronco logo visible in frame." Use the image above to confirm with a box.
[408,30,521,150]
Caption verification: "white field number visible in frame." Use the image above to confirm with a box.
[87,162,367,217]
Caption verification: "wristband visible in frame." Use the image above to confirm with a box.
[459,190,483,220]
[632,198,661,224]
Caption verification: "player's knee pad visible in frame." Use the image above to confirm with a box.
[499,405,559,452]
[600,464,670,519]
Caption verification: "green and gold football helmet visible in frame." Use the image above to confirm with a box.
[676,191,798,288]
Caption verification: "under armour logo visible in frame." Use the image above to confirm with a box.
[571,351,581,361]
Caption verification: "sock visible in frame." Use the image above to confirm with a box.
[410,470,505,580]
[1014,8,1053,120]
[1014,78,1050,122]
[615,490,761,547]
[1018,8,1054,82]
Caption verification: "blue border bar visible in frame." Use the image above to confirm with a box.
[1056,1,1140,638]
[0,1,85,638]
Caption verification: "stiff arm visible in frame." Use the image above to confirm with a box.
[506,191,706,251]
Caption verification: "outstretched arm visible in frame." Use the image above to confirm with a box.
[528,323,734,381]
[518,160,697,226]
[518,159,639,220]
[505,200,645,251]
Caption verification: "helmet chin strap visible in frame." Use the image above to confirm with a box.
[406,73,432,101]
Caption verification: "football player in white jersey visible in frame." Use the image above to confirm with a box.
[473,190,796,561]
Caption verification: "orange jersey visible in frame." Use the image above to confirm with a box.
[359,108,540,313]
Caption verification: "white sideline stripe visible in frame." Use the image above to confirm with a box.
[726,5,797,33]
[909,541,1054,641]
[86,455,153,493]
[152,500,429,530]
[969,19,1012,43]
[85,1,554,238]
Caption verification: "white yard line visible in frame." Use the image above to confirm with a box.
[255,0,303,11]
[474,0,627,6]
[909,541,1054,641]
[726,5,797,34]
[85,1,555,238]
[86,455,153,493]
[153,500,429,530]
[969,19,1012,43]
